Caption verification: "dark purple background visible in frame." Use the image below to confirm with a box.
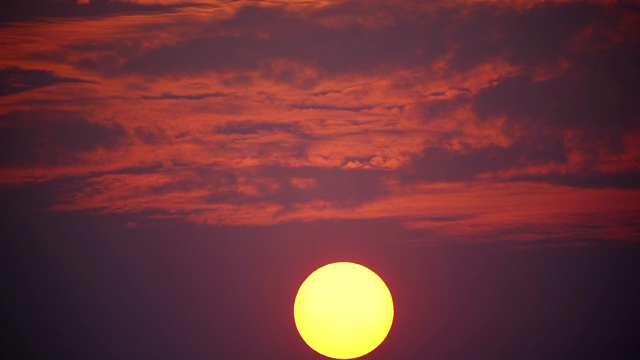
[3,188,640,359]
[2,1,640,359]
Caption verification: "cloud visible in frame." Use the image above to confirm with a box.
[0,111,128,167]
[0,0,638,243]
[447,1,602,71]
[471,51,640,171]
[509,172,640,190]
[0,0,193,24]
[0,68,89,97]
[70,3,446,78]
[140,91,231,100]
[216,121,308,137]
[406,139,567,182]
[61,1,632,82]
[473,57,640,135]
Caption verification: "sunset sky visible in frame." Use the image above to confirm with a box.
[2,0,639,358]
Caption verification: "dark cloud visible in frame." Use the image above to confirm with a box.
[448,2,602,71]
[0,68,88,97]
[256,166,388,208]
[133,126,170,145]
[69,1,637,83]
[116,36,264,77]
[406,138,567,182]
[419,97,470,123]
[140,92,231,100]
[473,49,640,153]
[407,2,640,186]
[129,165,388,210]
[78,4,447,78]
[0,0,193,24]
[475,58,640,129]
[0,111,127,166]
[415,214,476,223]
[510,172,640,190]
[290,103,373,112]
[217,121,307,137]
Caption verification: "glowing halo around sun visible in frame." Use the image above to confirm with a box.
[293,262,394,359]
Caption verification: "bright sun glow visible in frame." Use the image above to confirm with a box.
[294,262,394,359]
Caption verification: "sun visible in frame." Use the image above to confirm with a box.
[294,262,394,359]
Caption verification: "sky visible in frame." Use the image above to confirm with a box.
[1,0,639,359]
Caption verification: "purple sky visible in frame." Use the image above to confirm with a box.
[1,1,640,359]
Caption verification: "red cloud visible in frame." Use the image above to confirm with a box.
[1,0,638,243]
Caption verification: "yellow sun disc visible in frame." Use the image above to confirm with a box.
[294,262,394,359]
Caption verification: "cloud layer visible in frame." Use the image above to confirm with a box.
[1,0,639,243]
